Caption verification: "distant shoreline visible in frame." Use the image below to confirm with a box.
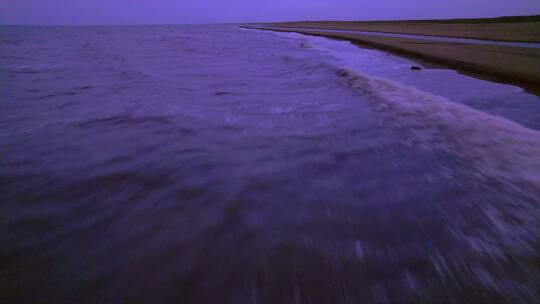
[261,15,540,42]
[332,15,540,25]
[242,15,540,95]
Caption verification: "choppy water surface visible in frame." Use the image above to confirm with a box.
[1,25,539,304]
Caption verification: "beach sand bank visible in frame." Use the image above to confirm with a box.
[269,15,540,43]
[243,16,540,94]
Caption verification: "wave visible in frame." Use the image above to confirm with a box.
[334,68,540,196]
[257,28,540,262]
[75,114,172,129]
[258,28,540,197]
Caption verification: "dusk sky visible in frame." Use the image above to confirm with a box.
[1,0,540,25]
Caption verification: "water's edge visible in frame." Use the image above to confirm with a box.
[244,26,540,96]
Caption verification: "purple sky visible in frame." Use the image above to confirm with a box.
[1,0,539,25]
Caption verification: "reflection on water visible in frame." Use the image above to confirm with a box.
[1,25,539,303]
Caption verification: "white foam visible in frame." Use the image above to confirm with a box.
[341,69,540,194]
[258,29,540,197]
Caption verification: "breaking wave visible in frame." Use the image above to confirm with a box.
[335,67,540,196]
[264,28,540,198]
[2,25,540,304]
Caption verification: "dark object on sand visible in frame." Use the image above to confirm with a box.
[411,65,422,70]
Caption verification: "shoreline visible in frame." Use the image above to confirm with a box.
[267,15,540,43]
[242,26,540,96]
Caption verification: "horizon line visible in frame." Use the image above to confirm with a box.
[2,13,539,27]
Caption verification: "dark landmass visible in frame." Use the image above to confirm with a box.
[243,15,540,95]
[267,15,540,42]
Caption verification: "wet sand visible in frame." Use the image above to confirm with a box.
[244,26,540,95]
[244,16,540,94]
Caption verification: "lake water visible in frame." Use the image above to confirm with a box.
[1,25,539,303]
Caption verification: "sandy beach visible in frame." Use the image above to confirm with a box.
[269,15,540,42]
[245,15,540,94]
